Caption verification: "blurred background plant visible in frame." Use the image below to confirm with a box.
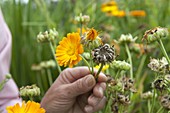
[0,0,170,112]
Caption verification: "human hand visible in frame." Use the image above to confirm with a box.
[41,66,107,113]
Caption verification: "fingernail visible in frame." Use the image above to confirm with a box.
[99,87,103,97]
[85,105,93,112]
[86,75,95,87]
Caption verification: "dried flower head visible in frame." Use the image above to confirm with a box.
[117,94,131,105]
[148,57,169,74]
[141,91,153,99]
[118,34,137,44]
[111,60,131,71]
[152,78,166,91]
[122,77,135,91]
[160,95,170,110]
[143,27,169,43]
[20,84,40,97]
[93,44,115,64]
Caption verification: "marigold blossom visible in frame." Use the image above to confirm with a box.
[130,10,146,17]
[6,101,45,113]
[56,33,84,67]
[86,28,98,41]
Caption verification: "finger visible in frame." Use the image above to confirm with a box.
[93,69,107,82]
[92,96,106,112]
[93,82,106,98]
[88,94,103,107]
[59,66,90,83]
[85,96,106,113]
[97,73,107,82]
[67,74,96,97]
[77,92,91,110]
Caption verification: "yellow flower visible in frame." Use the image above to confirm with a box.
[108,10,126,17]
[6,101,45,113]
[94,64,109,72]
[101,5,118,13]
[56,33,84,67]
[77,27,87,35]
[86,28,98,41]
[129,10,146,17]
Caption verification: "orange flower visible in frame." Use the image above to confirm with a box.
[56,33,83,67]
[6,101,45,113]
[130,10,146,17]
[86,28,98,41]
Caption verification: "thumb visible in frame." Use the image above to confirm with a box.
[68,74,96,97]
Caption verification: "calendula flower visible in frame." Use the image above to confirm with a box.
[143,27,169,43]
[109,10,126,17]
[94,64,109,72]
[101,5,118,13]
[86,28,98,41]
[93,44,115,64]
[129,10,146,17]
[56,33,84,67]
[6,101,45,113]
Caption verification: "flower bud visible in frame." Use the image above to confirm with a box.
[37,28,58,43]
[20,84,40,97]
[74,13,90,25]
[110,60,131,71]
[143,27,169,43]
[118,34,137,44]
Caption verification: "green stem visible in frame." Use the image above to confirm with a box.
[46,69,53,86]
[115,69,121,79]
[29,96,33,101]
[148,99,151,113]
[125,43,133,79]
[80,23,83,36]
[49,41,61,73]
[156,106,163,113]
[90,51,94,74]
[80,55,91,72]
[157,39,170,64]
[150,89,156,113]
[136,55,147,82]
[36,72,44,96]
[95,63,104,80]
[104,92,112,113]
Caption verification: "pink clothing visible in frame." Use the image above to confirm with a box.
[0,9,21,113]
